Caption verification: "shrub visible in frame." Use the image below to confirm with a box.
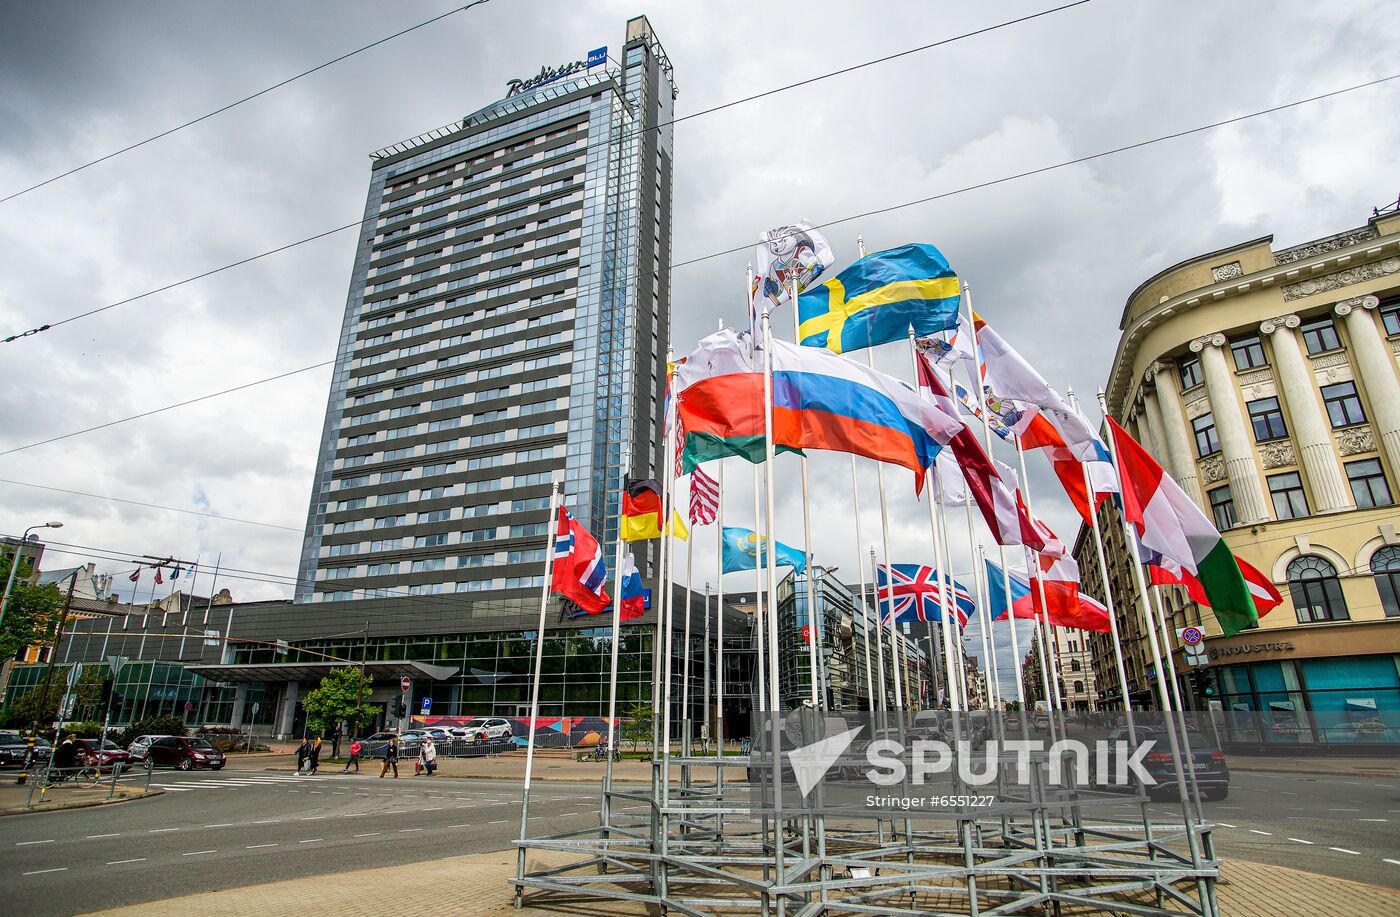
[61,721,104,738]
[119,714,188,748]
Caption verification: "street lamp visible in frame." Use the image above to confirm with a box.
[0,522,63,633]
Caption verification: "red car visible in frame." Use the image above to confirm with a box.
[141,735,226,770]
[75,738,134,773]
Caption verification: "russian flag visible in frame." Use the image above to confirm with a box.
[618,553,646,622]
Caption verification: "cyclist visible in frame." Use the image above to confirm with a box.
[52,734,80,774]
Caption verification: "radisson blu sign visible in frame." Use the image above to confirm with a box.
[507,46,608,97]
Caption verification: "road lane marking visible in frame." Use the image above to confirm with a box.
[399,828,423,832]
[1328,808,1361,812]
[354,832,381,838]
[343,813,367,817]
[1248,829,1272,835]
[1359,818,1388,822]
[1330,847,1361,855]
[23,868,68,876]
[1288,838,1314,844]
[182,850,217,856]
[149,828,180,833]
[16,840,53,846]
[422,806,443,811]
[86,833,120,839]
[246,844,278,849]
[489,819,508,824]
[300,816,327,820]
[1215,823,1236,828]
[205,824,233,828]
[253,819,281,824]
[449,824,471,828]
[107,858,146,865]
[1385,859,1400,866]
[299,838,322,843]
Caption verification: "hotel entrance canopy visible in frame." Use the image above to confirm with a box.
[185,660,458,683]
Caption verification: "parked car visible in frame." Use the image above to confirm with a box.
[75,738,135,773]
[415,727,454,743]
[141,735,226,771]
[463,717,514,741]
[447,725,488,744]
[1099,726,1230,801]
[0,732,51,767]
[360,731,421,759]
[126,734,168,765]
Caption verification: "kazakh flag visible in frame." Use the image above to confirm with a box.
[720,527,806,574]
[797,243,960,354]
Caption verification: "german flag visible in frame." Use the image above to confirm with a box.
[622,478,688,542]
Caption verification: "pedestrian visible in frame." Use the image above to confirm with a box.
[295,737,310,774]
[309,735,322,775]
[420,735,437,776]
[331,726,341,759]
[379,735,399,778]
[342,737,362,773]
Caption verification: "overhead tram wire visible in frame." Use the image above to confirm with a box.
[2,1,1096,346]
[0,0,496,207]
[0,478,302,533]
[0,359,333,456]
[4,70,1396,453]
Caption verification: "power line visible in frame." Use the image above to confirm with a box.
[3,72,1394,457]
[0,478,302,532]
[1,2,1094,346]
[0,359,332,456]
[0,0,495,207]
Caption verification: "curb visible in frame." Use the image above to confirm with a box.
[1229,763,1400,778]
[253,765,654,783]
[0,786,164,817]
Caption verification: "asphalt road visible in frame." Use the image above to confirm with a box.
[0,768,618,917]
[0,765,1395,915]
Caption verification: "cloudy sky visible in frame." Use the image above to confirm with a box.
[2,1,1397,688]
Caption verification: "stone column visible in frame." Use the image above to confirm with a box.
[1191,334,1271,523]
[1260,314,1354,514]
[1336,295,1400,477]
[278,681,300,738]
[230,682,248,728]
[1148,360,1203,507]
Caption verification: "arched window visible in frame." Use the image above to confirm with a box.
[1073,680,1084,694]
[1371,545,1400,618]
[1287,555,1349,623]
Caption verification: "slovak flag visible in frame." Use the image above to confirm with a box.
[876,564,974,626]
[618,553,646,622]
[550,506,610,615]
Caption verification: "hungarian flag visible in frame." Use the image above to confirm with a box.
[1148,552,1283,618]
[1108,417,1257,636]
[622,478,688,542]
[551,506,609,615]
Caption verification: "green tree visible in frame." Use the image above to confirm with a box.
[300,667,377,734]
[0,554,65,664]
[0,677,65,728]
[621,700,656,752]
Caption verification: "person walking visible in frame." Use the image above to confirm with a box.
[378,735,399,778]
[295,737,310,774]
[331,726,341,759]
[342,737,362,773]
[420,735,437,776]
[309,736,322,775]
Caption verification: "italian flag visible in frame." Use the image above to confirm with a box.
[1108,417,1258,636]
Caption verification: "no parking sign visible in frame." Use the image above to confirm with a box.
[1178,627,1207,667]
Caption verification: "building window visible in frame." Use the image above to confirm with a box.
[1286,555,1349,623]
[1192,413,1220,457]
[1178,355,1203,390]
[1230,334,1267,370]
[1073,680,1084,694]
[1380,299,1400,336]
[1371,545,1400,617]
[1246,397,1288,442]
[1070,659,1082,672]
[1320,382,1366,428]
[1268,472,1309,520]
[1208,485,1236,530]
[1345,458,1392,508]
[1299,316,1341,354]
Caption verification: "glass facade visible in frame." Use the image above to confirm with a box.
[1212,654,1400,745]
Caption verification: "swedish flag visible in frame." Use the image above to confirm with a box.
[797,243,960,354]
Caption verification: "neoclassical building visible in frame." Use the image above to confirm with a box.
[1080,202,1400,736]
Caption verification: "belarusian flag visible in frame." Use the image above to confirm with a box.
[1108,418,1257,636]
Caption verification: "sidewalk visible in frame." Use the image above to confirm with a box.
[0,777,160,816]
[81,848,1400,916]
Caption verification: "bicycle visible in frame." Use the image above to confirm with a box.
[42,761,101,789]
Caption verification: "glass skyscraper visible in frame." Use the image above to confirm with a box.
[296,16,676,611]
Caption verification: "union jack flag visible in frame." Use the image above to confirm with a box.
[876,563,974,626]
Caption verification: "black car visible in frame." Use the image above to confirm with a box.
[1102,726,1230,801]
[0,732,52,767]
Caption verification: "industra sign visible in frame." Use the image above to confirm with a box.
[507,47,607,97]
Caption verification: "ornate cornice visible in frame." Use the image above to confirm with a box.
[1189,333,1226,353]
[1283,258,1400,302]
[1259,314,1300,335]
[1334,294,1381,316]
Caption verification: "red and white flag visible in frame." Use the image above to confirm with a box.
[154,567,163,585]
[688,466,720,525]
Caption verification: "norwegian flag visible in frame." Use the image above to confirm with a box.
[688,466,719,525]
[876,563,974,626]
[550,505,609,614]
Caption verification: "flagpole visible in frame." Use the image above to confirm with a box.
[658,361,679,828]
[759,302,787,896]
[967,505,996,710]
[515,478,560,892]
[603,445,630,818]
[789,271,822,710]
[203,553,221,626]
[937,479,970,709]
[714,460,725,764]
[869,548,888,716]
[926,459,959,711]
[137,563,159,660]
[1012,435,1060,741]
[683,499,695,752]
[1067,387,1134,716]
[850,457,876,713]
[177,554,199,661]
[978,545,1001,708]
[751,463,768,715]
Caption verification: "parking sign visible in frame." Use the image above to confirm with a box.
[420,696,432,714]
